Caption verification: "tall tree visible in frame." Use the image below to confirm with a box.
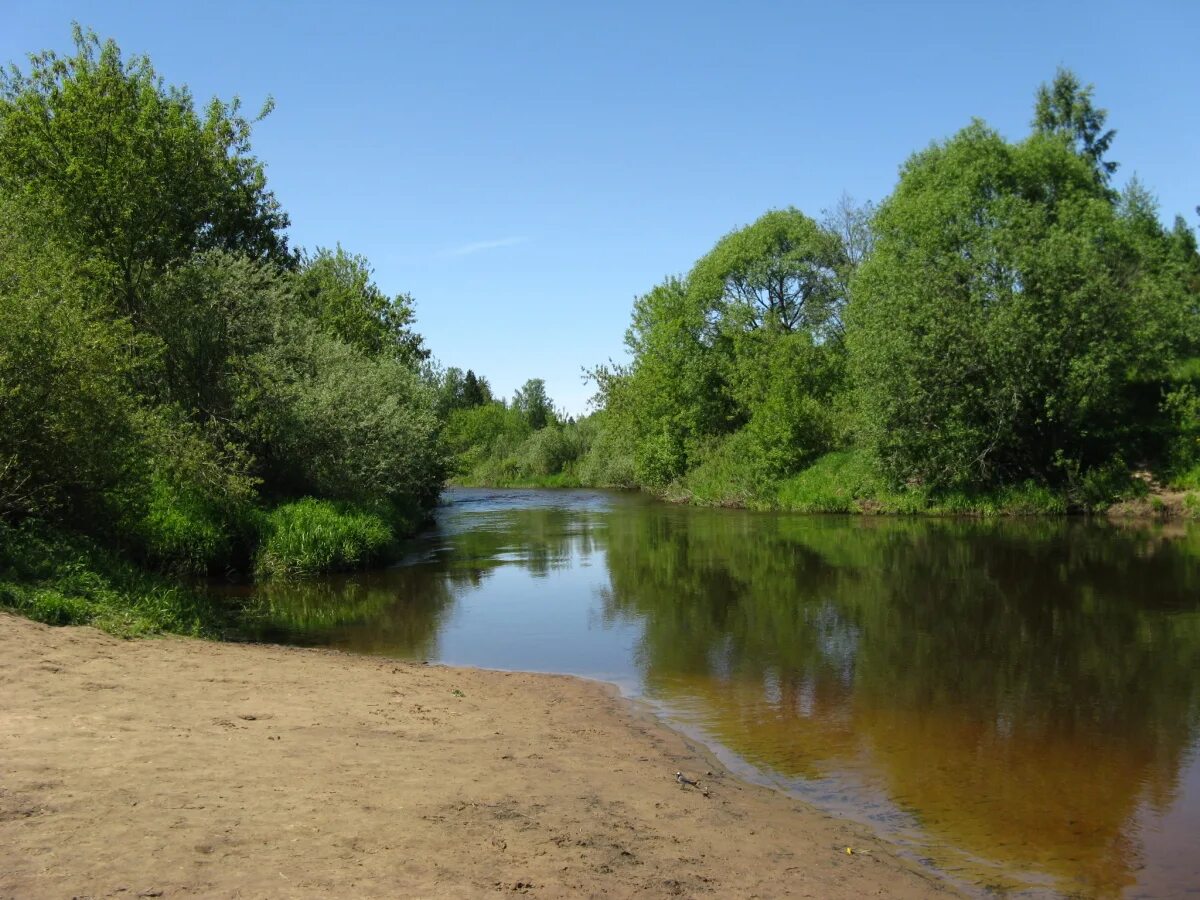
[1032,67,1118,184]
[463,370,490,407]
[849,121,1176,491]
[513,378,553,430]
[688,208,845,338]
[0,26,291,316]
[296,245,426,365]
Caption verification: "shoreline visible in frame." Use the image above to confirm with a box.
[447,480,1200,521]
[1,612,953,898]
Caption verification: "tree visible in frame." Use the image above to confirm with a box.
[0,26,291,317]
[296,245,426,364]
[821,193,876,307]
[1032,67,1118,184]
[462,370,490,407]
[594,278,732,486]
[688,208,845,338]
[849,121,1176,491]
[237,317,444,508]
[513,378,553,430]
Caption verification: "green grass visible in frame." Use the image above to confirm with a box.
[254,498,399,579]
[0,522,231,636]
[773,449,893,512]
[767,451,1072,516]
[1170,462,1200,492]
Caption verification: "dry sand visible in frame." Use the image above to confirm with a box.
[1,613,952,898]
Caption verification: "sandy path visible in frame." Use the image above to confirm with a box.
[0,613,950,898]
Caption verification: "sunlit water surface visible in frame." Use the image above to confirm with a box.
[222,488,1200,897]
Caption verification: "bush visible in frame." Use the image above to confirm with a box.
[774,449,891,513]
[0,230,147,522]
[242,321,445,511]
[133,474,261,575]
[577,415,637,488]
[675,432,764,506]
[254,498,398,578]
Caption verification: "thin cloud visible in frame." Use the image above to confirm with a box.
[442,236,528,258]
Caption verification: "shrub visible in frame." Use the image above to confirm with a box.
[241,321,445,511]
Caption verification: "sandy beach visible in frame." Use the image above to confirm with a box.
[1,612,951,898]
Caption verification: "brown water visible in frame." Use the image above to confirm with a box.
[228,488,1200,897]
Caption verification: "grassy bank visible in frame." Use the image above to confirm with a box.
[0,522,232,636]
[0,496,426,638]
[675,450,1199,518]
[457,447,1200,520]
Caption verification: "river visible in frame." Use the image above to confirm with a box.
[225,488,1200,897]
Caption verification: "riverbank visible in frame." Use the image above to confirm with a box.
[452,469,1200,521]
[1,613,951,898]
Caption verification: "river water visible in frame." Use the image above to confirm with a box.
[227,488,1200,897]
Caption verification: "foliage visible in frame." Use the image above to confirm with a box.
[0,28,446,633]
[1032,67,1118,183]
[295,245,427,364]
[0,25,291,318]
[512,377,554,430]
[239,318,444,508]
[0,521,231,635]
[848,122,1181,492]
[0,226,146,520]
[689,207,846,338]
[254,498,398,579]
[435,366,494,417]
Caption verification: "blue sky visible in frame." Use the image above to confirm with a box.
[5,1,1198,414]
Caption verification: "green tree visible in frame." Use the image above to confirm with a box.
[593,278,731,487]
[295,245,426,364]
[463,369,490,407]
[0,26,291,317]
[1032,67,1118,184]
[237,316,444,509]
[513,378,553,430]
[849,121,1174,491]
[689,207,845,338]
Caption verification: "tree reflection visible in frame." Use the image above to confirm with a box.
[601,510,1200,894]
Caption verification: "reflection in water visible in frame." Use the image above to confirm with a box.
[220,490,1200,897]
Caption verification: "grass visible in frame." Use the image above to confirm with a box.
[1170,462,1200,492]
[765,450,1072,516]
[254,498,400,578]
[0,521,231,636]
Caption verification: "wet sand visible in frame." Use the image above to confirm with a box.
[0,613,951,898]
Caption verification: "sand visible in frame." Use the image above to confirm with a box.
[0,613,951,898]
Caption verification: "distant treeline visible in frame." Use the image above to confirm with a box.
[457,70,1200,515]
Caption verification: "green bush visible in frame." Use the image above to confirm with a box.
[576,416,637,488]
[515,425,584,478]
[254,498,397,579]
[133,474,261,574]
[675,432,764,506]
[242,321,445,510]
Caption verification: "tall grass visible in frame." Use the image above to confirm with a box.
[254,498,398,578]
